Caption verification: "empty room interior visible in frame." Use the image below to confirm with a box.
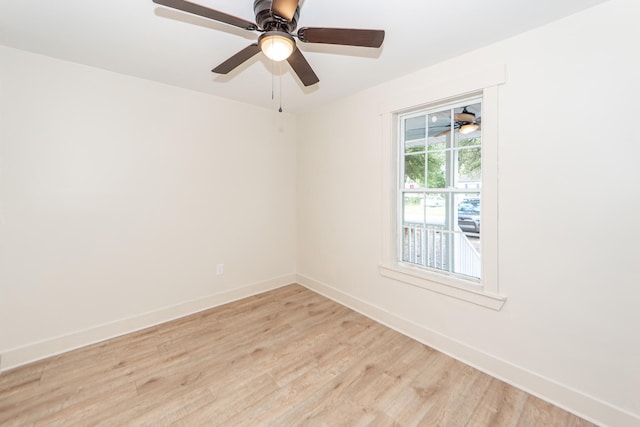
[1,0,639,425]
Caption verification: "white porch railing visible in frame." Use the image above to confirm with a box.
[402,224,481,279]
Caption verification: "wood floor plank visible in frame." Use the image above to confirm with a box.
[417,363,492,426]
[466,378,529,427]
[0,285,596,426]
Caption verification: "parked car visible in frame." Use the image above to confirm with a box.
[457,198,480,233]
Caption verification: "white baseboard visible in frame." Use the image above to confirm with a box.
[296,273,640,427]
[0,274,296,372]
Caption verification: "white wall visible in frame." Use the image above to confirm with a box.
[297,0,640,425]
[0,46,297,367]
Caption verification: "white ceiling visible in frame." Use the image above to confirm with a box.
[0,0,610,114]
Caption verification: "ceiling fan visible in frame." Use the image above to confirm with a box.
[152,0,385,87]
[433,107,482,137]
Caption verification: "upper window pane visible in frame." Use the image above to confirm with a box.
[404,153,425,188]
[456,145,482,188]
[454,102,482,142]
[427,151,446,188]
[428,109,451,145]
[404,115,425,153]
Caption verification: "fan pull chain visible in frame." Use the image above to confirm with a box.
[271,58,275,101]
[278,61,283,113]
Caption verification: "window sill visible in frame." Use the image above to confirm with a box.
[379,264,506,310]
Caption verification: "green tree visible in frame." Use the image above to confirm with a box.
[404,151,446,188]
[458,138,481,180]
[405,137,480,188]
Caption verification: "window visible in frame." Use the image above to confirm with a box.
[379,66,505,310]
[399,98,483,281]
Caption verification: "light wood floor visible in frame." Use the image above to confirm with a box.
[0,285,595,426]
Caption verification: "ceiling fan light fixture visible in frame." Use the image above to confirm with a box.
[259,31,295,61]
[460,123,479,135]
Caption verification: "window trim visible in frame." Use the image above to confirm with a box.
[379,65,506,310]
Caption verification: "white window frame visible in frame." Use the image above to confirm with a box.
[399,97,483,280]
[379,65,506,310]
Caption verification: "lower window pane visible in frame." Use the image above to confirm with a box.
[425,193,446,227]
[401,192,481,280]
[403,194,424,224]
[451,232,481,279]
[402,225,449,270]
[456,194,480,235]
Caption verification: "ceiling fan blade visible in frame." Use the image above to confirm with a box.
[271,0,299,22]
[286,47,319,87]
[454,112,476,123]
[153,0,257,31]
[212,43,261,74]
[297,27,385,48]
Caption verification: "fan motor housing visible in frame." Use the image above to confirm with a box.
[253,0,299,32]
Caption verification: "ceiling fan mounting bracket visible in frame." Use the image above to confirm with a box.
[253,0,299,33]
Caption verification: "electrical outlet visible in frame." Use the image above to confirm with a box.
[216,264,224,275]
